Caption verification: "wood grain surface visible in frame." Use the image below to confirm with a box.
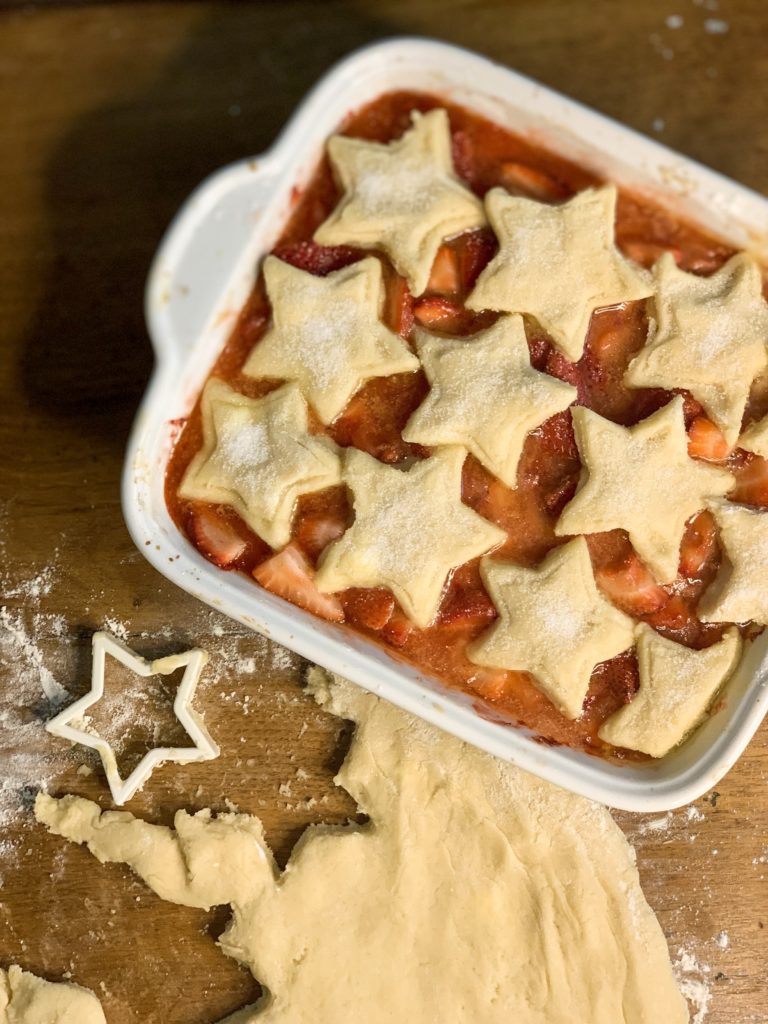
[1,2,766,1022]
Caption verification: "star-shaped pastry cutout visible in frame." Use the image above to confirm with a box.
[555,397,733,583]
[313,108,487,295]
[467,538,635,719]
[46,631,217,805]
[625,253,768,446]
[243,256,419,424]
[740,413,768,458]
[699,500,768,624]
[466,184,652,361]
[180,378,341,549]
[315,447,505,628]
[401,315,577,488]
[598,624,742,757]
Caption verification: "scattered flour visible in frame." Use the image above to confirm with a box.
[638,811,673,835]
[0,556,84,850]
[673,947,712,1024]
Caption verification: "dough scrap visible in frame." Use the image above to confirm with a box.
[36,671,688,1024]
[598,624,742,757]
[402,315,577,488]
[625,253,768,446]
[556,396,733,583]
[466,184,651,361]
[0,965,106,1024]
[314,109,486,296]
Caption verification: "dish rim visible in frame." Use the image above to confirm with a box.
[123,35,768,812]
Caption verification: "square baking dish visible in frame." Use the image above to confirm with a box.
[123,36,768,812]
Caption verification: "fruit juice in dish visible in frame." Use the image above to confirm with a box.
[164,90,768,763]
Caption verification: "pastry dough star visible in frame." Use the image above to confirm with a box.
[699,500,768,624]
[598,625,742,758]
[626,253,768,446]
[180,378,341,549]
[314,108,487,295]
[468,538,635,719]
[45,631,217,806]
[740,413,768,458]
[402,315,577,488]
[556,397,733,583]
[466,184,652,361]
[243,256,419,424]
[315,447,505,628]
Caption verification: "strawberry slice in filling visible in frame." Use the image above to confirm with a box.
[254,544,345,622]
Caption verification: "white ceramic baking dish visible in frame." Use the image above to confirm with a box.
[123,37,768,812]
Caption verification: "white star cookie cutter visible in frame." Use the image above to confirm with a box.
[45,630,218,805]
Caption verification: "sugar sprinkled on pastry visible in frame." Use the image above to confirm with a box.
[626,253,768,447]
[468,537,636,719]
[466,184,651,361]
[314,109,486,296]
[555,396,733,583]
[699,499,768,625]
[243,256,419,424]
[315,447,505,628]
[35,670,688,1024]
[402,315,577,488]
[739,412,768,459]
[598,624,742,757]
[179,379,341,549]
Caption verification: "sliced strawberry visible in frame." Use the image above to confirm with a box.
[384,273,414,337]
[682,250,728,275]
[427,245,460,294]
[536,410,579,460]
[295,514,347,562]
[646,593,690,631]
[253,544,344,622]
[596,552,666,615]
[188,507,247,568]
[619,238,682,268]
[271,241,361,276]
[456,230,497,290]
[679,511,717,579]
[381,607,414,648]
[731,452,768,506]
[588,326,627,363]
[413,296,465,332]
[545,348,585,397]
[451,130,475,185]
[541,471,580,516]
[439,583,496,628]
[344,588,396,631]
[471,667,509,700]
[526,330,551,370]
[687,415,731,461]
[498,161,565,200]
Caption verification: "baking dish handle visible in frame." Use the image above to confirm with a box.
[144,155,283,367]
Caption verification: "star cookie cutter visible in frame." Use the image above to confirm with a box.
[46,630,219,805]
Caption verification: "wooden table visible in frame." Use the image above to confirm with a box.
[1,2,766,1021]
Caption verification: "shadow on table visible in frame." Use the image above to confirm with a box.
[19,1,410,458]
